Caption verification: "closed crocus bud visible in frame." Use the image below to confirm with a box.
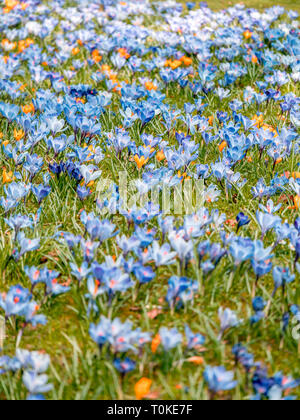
[76,185,90,201]
[236,212,250,232]
[252,296,266,312]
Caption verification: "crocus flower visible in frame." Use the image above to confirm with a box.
[32,184,51,204]
[114,358,136,374]
[150,242,177,267]
[158,327,182,351]
[23,371,53,395]
[70,262,91,283]
[256,211,281,239]
[185,325,205,350]
[236,212,250,232]
[272,267,295,296]
[204,366,237,396]
[166,276,198,309]
[218,307,242,339]
[250,297,266,324]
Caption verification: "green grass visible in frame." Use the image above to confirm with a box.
[203,0,300,13]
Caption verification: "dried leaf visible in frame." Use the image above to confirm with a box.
[147,308,162,319]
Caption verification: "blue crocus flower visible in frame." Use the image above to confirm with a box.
[196,164,210,179]
[89,316,151,353]
[159,327,182,351]
[282,312,290,333]
[113,358,136,374]
[77,184,90,201]
[15,232,40,260]
[150,242,177,267]
[23,154,44,180]
[166,276,198,309]
[27,394,46,401]
[48,161,63,176]
[272,267,295,296]
[211,161,228,182]
[106,128,131,157]
[80,164,102,185]
[103,267,134,295]
[5,214,33,240]
[256,211,281,239]
[70,262,91,283]
[46,135,71,156]
[259,199,282,215]
[80,239,100,263]
[232,344,255,372]
[0,103,19,122]
[16,349,51,374]
[23,371,53,395]
[218,307,242,340]
[32,184,51,204]
[185,325,205,350]
[204,366,237,394]
[168,231,194,263]
[250,297,266,325]
[85,217,117,242]
[0,285,31,317]
[23,302,47,327]
[45,116,65,136]
[251,240,273,281]
[252,297,266,312]
[133,264,155,284]
[236,212,250,232]
[252,366,300,400]
[229,237,254,265]
[117,234,141,256]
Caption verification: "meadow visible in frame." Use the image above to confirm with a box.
[0,0,299,401]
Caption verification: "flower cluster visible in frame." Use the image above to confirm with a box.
[0,0,299,401]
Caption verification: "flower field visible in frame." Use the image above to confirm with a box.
[0,0,299,401]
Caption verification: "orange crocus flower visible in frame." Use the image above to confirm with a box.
[291,172,300,179]
[118,48,130,59]
[2,168,13,184]
[13,129,25,141]
[187,356,204,365]
[180,56,193,66]
[92,49,102,63]
[145,81,157,91]
[244,30,252,39]
[151,333,161,353]
[170,60,182,70]
[251,55,258,64]
[134,155,149,170]
[219,141,227,153]
[156,150,165,162]
[252,114,264,128]
[134,378,152,400]
[72,47,80,56]
[22,103,35,114]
